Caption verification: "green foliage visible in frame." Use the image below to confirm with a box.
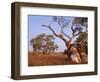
[76,32,88,54]
[52,16,69,28]
[72,17,88,53]
[76,32,87,43]
[72,17,88,27]
[30,33,58,54]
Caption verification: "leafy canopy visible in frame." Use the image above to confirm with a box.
[30,33,58,54]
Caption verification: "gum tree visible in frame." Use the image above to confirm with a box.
[42,16,88,63]
[30,33,58,54]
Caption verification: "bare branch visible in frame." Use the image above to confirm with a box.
[57,20,71,40]
[71,25,74,33]
[74,31,82,36]
[58,21,63,28]
[71,24,83,36]
[42,25,58,37]
[56,20,63,33]
[42,24,69,44]
[63,33,71,39]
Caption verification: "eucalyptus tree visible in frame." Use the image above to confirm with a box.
[42,16,88,63]
[30,33,58,54]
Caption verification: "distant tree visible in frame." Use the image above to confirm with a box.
[46,41,58,52]
[30,33,58,54]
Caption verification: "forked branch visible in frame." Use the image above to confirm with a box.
[42,24,69,44]
[42,25,59,37]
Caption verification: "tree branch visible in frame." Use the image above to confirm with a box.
[57,21,71,40]
[71,25,74,34]
[74,31,82,36]
[71,24,82,36]
[42,24,69,45]
[57,21,63,33]
[42,25,58,37]
[63,32,71,39]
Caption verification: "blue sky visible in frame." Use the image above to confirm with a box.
[28,15,74,52]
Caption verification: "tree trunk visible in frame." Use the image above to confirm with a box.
[42,24,81,63]
[56,35,81,63]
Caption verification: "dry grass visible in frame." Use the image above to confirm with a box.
[28,52,68,66]
[28,51,88,66]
